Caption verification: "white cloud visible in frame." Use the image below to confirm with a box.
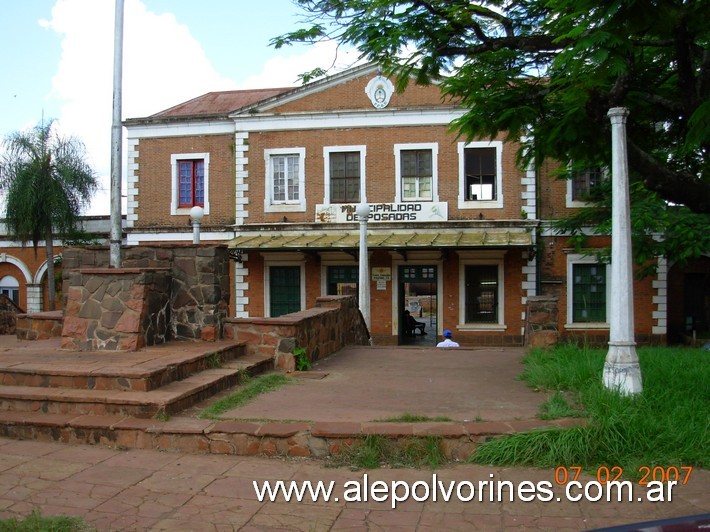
[42,0,360,215]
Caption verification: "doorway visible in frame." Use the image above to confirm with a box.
[399,265,437,345]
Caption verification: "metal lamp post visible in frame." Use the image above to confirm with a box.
[190,206,204,244]
[356,203,371,330]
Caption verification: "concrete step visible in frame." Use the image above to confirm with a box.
[0,353,273,418]
[0,342,246,392]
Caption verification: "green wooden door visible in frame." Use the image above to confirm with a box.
[270,266,301,317]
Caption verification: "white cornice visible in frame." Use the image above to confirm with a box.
[125,120,234,139]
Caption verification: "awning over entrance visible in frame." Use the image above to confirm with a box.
[228,229,533,251]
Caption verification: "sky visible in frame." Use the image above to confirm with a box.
[0,0,359,215]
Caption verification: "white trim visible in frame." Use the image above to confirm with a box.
[34,255,62,284]
[565,254,610,328]
[457,141,504,209]
[458,254,506,329]
[125,231,233,245]
[322,145,367,205]
[0,253,33,284]
[234,132,249,225]
[652,257,668,335]
[170,153,210,216]
[394,143,439,203]
[125,121,234,139]
[263,257,306,317]
[126,138,139,229]
[264,147,306,213]
[234,108,466,132]
[234,256,250,318]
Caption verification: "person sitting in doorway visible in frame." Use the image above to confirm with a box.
[436,329,460,347]
[403,310,427,336]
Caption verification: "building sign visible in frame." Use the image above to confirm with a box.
[372,267,391,281]
[315,202,448,223]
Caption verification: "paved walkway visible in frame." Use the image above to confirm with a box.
[218,346,543,422]
[0,436,707,531]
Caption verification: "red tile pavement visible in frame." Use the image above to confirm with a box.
[0,436,707,531]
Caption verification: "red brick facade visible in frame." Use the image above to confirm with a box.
[123,64,669,346]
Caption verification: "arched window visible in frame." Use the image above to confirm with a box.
[0,275,20,305]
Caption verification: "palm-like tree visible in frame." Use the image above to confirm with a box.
[0,121,97,310]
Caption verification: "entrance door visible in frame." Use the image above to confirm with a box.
[269,266,301,317]
[399,265,437,345]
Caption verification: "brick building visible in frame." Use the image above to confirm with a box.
[123,63,675,346]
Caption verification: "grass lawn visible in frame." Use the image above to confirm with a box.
[469,345,709,479]
[0,510,93,531]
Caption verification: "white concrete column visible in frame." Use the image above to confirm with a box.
[603,107,643,395]
[26,284,43,313]
[356,203,371,331]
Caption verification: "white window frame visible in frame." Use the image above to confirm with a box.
[457,141,503,209]
[457,251,507,331]
[394,143,439,203]
[264,147,306,213]
[323,145,367,205]
[565,253,610,329]
[171,153,210,216]
[263,254,306,317]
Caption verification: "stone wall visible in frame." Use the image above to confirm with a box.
[0,294,21,335]
[62,245,230,343]
[16,311,63,340]
[224,295,370,371]
[61,268,171,351]
[524,296,559,348]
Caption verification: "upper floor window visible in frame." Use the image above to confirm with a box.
[171,153,210,215]
[457,141,503,209]
[264,148,306,212]
[330,152,360,203]
[323,146,366,205]
[567,166,605,207]
[401,150,432,201]
[178,160,204,207]
[394,143,439,202]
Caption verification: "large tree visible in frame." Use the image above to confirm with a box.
[273,0,710,217]
[0,121,97,310]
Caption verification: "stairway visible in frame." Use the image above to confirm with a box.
[0,340,272,418]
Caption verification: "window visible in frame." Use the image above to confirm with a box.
[171,153,210,215]
[178,160,204,207]
[566,254,609,327]
[567,166,605,207]
[457,141,503,209]
[323,146,366,205]
[401,150,432,201]
[465,148,496,201]
[265,148,306,212]
[465,265,499,323]
[572,263,607,322]
[394,143,439,202]
[330,152,361,203]
[327,265,358,299]
[0,275,19,305]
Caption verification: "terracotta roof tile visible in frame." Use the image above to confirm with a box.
[151,87,293,118]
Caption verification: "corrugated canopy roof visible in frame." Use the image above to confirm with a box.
[228,230,532,250]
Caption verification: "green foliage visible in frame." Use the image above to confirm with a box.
[294,346,312,371]
[1,121,98,309]
[274,0,710,216]
[0,509,94,531]
[199,373,289,419]
[330,434,446,469]
[470,346,709,477]
[553,180,710,276]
